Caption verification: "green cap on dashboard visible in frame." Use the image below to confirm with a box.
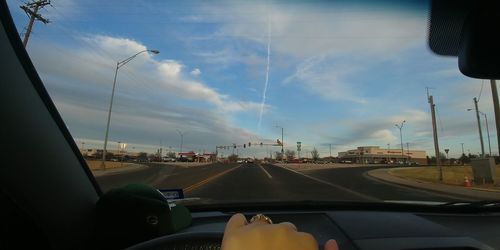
[95,184,192,249]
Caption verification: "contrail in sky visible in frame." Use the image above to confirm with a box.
[258,17,271,130]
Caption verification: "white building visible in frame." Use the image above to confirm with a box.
[338,146,427,164]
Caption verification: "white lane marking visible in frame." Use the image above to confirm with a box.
[258,164,273,179]
[278,165,379,201]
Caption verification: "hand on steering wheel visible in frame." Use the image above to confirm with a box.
[221,213,339,250]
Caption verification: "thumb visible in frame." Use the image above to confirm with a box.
[224,213,247,234]
[324,239,339,250]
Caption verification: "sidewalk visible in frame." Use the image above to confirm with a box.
[91,163,149,177]
[367,168,500,201]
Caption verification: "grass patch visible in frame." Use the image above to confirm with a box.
[86,160,130,171]
[389,165,500,188]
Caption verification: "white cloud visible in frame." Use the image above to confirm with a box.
[190,68,201,76]
[284,55,367,103]
[389,110,429,124]
[205,2,426,58]
[28,34,272,153]
[33,34,266,114]
[158,60,183,77]
[370,129,398,143]
[188,2,427,104]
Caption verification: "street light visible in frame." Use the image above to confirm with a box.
[468,108,491,156]
[176,129,186,157]
[395,120,406,163]
[101,49,159,169]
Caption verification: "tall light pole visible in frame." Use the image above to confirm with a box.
[274,126,284,154]
[176,129,185,157]
[101,49,160,169]
[395,120,406,163]
[468,98,486,157]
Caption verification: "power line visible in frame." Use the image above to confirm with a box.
[20,0,50,47]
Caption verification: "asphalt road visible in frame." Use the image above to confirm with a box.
[95,163,237,192]
[96,163,469,202]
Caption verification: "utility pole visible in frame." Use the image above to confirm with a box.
[481,112,492,156]
[473,97,485,157]
[329,144,332,158]
[427,88,442,181]
[406,142,410,159]
[461,143,464,155]
[490,80,500,156]
[275,125,284,154]
[281,127,284,153]
[159,140,163,159]
[20,0,50,47]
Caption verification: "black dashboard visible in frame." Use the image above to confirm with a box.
[128,210,500,250]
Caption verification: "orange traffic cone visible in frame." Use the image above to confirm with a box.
[464,176,472,187]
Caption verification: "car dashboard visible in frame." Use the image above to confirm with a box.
[127,209,500,250]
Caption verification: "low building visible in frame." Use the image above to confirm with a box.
[81,148,144,160]
[338,146,427,164]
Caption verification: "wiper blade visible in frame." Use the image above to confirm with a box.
[440,200,500,208]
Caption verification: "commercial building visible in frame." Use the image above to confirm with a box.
[338,146,427,164]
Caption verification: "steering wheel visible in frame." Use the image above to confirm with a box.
[125,232,223,250]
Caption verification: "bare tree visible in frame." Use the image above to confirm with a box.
[167,151,176,158]
[311,147,320,162]
[274,151,284,161]
[228,154,239,163]
[285,149,296,161]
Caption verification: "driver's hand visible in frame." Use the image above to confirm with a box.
[221,213,339,250]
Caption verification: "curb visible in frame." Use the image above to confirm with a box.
[92,163,149,177]
[385,168,500,194]
[367,168,500,200]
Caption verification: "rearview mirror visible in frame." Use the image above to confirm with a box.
[429,0,500,79]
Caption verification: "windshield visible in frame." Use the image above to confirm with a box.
[7,0,500,205]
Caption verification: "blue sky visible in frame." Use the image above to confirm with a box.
[7,0,498,158]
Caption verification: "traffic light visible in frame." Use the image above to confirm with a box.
[244,144,246,148]
[260,142,263,147]
[248,142,251,147]
[233,144,236,149]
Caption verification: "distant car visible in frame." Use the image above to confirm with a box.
[163,158,176,162]
[237,160,244,163]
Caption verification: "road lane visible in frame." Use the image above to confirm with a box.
[302,166,469,202]
[96,163,471,203]
[95,163,238,192]
[95,164,169,192]
[188,163,378,202]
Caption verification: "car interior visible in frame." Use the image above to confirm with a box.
[1,0,500,249]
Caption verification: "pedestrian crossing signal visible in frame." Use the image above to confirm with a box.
[248,142,251,147]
